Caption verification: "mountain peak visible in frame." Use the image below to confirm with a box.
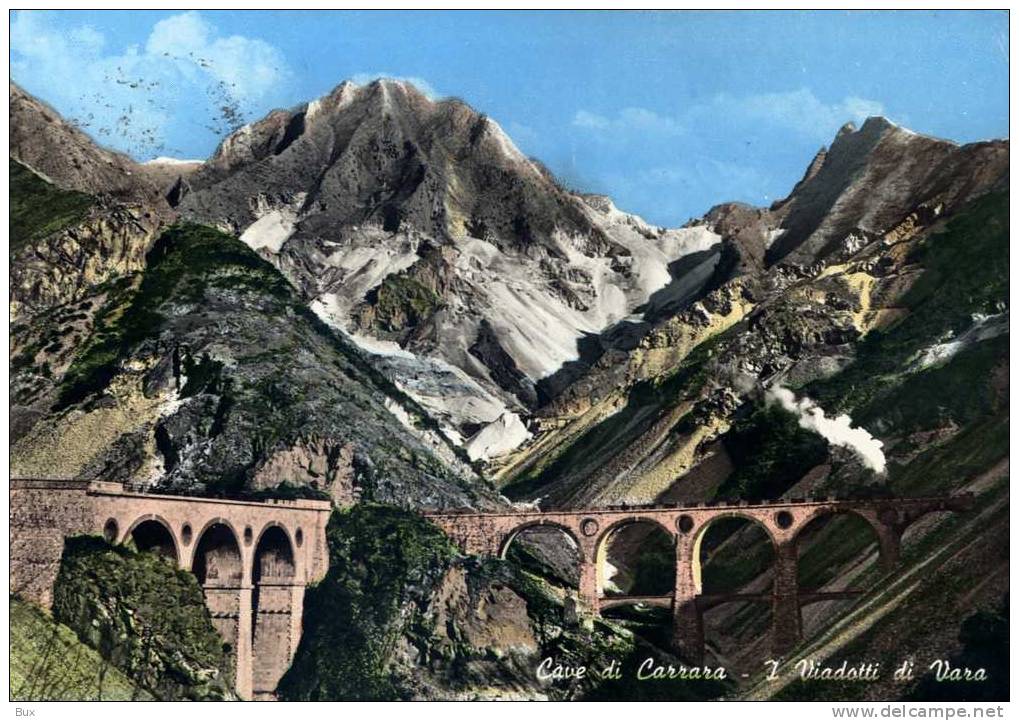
[766,113,1004,266]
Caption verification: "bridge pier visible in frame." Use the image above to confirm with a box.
[877,527,902,572]
[252,582,304,699]
[771,541,802,656]
[672,536,704,664]
[202,584,254,699]
[578,549,600,614]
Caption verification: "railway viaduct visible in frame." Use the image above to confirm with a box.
[11,477,971,696]
[10,479,331,700]
[424,494,973,663]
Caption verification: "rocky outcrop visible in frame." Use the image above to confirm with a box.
[10,190,162,319]
[250,437,359,505]
[51,536,236,700]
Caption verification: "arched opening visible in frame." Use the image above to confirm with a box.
[252,525,298,698]
[598,520,676,597]
[103,518,119,543]
[597,520,676,647]
[796,511,881,639]
[193,522,243,587]
[254,526,296,583]
[128,518,178,564]
[695,515,775,668]
[501,523,580,590]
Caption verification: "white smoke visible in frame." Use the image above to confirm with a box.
[766,385,886,474]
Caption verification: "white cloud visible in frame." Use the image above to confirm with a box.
[572,88,885,143]
[11,10,290,159]
[573,107,683,135]
[573,110,610,130]
[145,12,287,103]
[145,11,210,56]
[704,88,885,140]
[349,72,441,100]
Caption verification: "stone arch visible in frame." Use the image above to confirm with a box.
[792,509,887,644]
[126,515,179,564]
[690,512,778,595]
[192,519,244,587]
[498,520,581,559]
[595,517,676,598]
[251,523,299,698]
[253,524,297,583]
[793,509,884,590]
[692,512,777,663]
[500,520,582,589]
[594,516,675,557]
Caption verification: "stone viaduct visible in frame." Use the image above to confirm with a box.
[11,477,971,696]
[425,494,973,663]
[10,479,331,700]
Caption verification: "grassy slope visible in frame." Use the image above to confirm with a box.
[10,596,150,701]
[10,159,93,255]
[55,223,293,409]
[804,191,1008,424]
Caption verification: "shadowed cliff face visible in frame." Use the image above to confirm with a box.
[767,118,1009,266]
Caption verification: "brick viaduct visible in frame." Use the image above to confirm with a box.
[10,479,331,700]
[424,494,973,663]
[10,478,971,697]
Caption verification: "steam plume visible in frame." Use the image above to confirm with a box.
[766,385,886,474]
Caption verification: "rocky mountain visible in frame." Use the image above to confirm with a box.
[482,114,1009,699]
[9,82,202,320]
[175,79,723,459]
[9,84,498,509]
[8,78,1009,701]
[10,82,169,203]
[496,117,1008,507]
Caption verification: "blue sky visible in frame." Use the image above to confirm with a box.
[10,10,1008,226]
